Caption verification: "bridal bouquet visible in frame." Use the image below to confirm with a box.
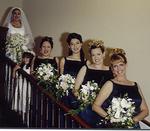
[56,74,75,99]
[100,94,136,128]
[69,81,100,115]
[35,63,58,92]
[6,33,26,48]
[6,33,27,62]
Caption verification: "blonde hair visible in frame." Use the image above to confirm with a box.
[110,48,127,66]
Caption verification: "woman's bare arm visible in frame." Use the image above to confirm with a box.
[92,81,113,118]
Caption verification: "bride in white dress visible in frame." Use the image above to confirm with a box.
[3,7,35,63]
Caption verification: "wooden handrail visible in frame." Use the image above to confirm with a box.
[142,119,150,127]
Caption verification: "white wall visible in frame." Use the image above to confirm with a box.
[1,0,150,121]
[0,0,23,25]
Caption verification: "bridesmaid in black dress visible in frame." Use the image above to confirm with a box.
[30,36,59,127]
[60,33,86,108]
[74,40,113,127]
[59,33,86,127]
[31,36,59,93]
[31,36,59,73]
[92,49,149,129]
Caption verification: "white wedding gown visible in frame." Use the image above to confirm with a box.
[8,22,25,35]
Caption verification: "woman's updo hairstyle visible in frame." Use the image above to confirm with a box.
[66,33,85,62]
[40,36,53,48]
[110,48,127,66]
[88,40,105,54]
[67,33,83,44]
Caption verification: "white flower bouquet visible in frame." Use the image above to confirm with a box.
[6,33,27,62]
[56,74,75,99]
[35,63,58,92]
[6,33,26,48]
[100,94,136,128]
[68,81,100,115]
[77,81,100,106]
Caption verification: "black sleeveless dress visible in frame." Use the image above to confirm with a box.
[59,57,86,128]
[79,65,113,127]
[98,80,142,129]
[61,57,86,109]
[63,57,85,77]
[33,57,57,71]
[82,65,113,87]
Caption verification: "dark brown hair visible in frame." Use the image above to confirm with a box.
[40,36,53,48]
[67,33,84,62]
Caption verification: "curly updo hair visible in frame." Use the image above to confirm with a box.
[110,48,127,66]
[88,40,105,54]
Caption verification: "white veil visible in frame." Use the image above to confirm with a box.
[3,7,35,50]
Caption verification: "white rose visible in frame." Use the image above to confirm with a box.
[56,84,59,89]
[39,71,44,76]
[90,85,94,90]
[121,98,130,108]
[66,90,69,96]
[60,82,68,90]
[112,98,120,108]
[81,85,89,94]
[43,75,49,80]
[110,117,120,123]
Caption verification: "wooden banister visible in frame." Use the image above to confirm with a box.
[142,119,150,127]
